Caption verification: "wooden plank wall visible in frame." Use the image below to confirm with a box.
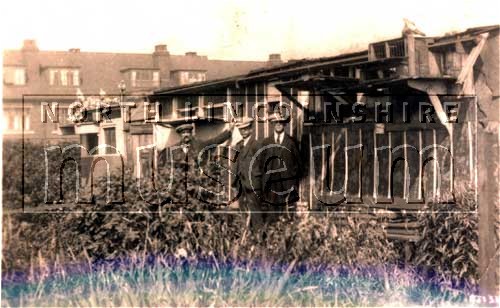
[301,121,475,210]
[210,91,475,210]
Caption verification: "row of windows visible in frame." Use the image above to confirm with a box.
[3,108,31,132]
[3,67,81,87]
[130,70,160,88]
[4,67,211,88]
[172,71,207,86]
[3,107,75,134]
[3,67,26,85]
[49,69,80,86]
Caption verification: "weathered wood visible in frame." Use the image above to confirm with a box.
[427,90,453,135]
[435,128,453,202]
[391,131,405,199]
[387,233,421,242]
[346,127,362,202]
[422,129,437,203]
[457,33,489,85]
[333,128,346,200]
[406,130,422,202]
[406,35,416,76]
[361,127,375,200]
[386,228,421,236]
[375,131,391,202]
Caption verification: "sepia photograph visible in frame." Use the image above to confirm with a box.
[1,0,499,306]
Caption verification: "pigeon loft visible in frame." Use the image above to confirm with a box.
[344,35,435,81]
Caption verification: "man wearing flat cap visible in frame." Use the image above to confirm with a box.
[233,117,265,229]
[159,122,234,167]
[260,115,302,221]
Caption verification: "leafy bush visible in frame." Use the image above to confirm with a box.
[3,161,397,271]
[2,143,482,305]
[413,187,478,292]
[2,141,80,209]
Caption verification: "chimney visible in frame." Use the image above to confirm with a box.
[185,51,197,56]
[153,44,170,87]
[22,39,39,52]
[268,53,282,66]
[69,48,80,53]
[154,44,168,54]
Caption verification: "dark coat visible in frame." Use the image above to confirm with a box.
[233,137,263,193]
[260,133,302,206]
[159,129,232,167]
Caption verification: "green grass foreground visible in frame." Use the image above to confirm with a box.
[2,253,474,307]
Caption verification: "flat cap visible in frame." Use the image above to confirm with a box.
[235,117,254,129]
[175,123,194,133]
[270,114,289,123]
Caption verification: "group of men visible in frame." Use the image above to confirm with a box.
[158,116,302,229]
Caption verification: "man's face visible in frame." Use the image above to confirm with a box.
[273,122,285,134]
[240,126,253,139]
[181,131,192,143]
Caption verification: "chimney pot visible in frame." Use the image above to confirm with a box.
[268,53,282,66]
[22,39,38,52]
[269,53,281,60]
[154,44,168,53]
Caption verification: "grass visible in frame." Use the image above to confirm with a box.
[1,142,484,306]
[2,251,475,307]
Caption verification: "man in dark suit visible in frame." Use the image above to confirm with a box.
[260,116,302,221]
[233,117,264,229]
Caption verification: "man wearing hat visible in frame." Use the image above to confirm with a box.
[233,117,265,229]
[260,115,302,221]
[159,122,234,167]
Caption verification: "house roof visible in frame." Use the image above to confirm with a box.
[3,47,267,100]
[153,24,500,96]
[428,24,500,49]
[153,50,369,95]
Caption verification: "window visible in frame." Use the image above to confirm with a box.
[3,67,26,85]
[173,71,207,86]
[373,43,386,59]
[388,39,405,57]
[371,39,406,60]
[103,127,117,154]
[49,68,80,86]
[3,108,30,133]
[152,71,160,83]
[53,107,72,132]
[81,133,99,155]
[176,95,199,119]
[72,70,80,86]
[204,91,227,119]
[130,70,160,87]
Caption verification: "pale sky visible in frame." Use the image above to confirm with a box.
[1,0,498,61]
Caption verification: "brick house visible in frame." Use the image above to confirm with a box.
[2,40,269,144]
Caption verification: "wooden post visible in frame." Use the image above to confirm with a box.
[406,34,416,76]
[473,30,499,297]
[477,99,500,298]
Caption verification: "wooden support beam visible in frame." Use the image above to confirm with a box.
[274,85,305,110]
[457,33,489,85]
[333,95,351,105]
[427,91,453,136]
[407,80,453,135]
